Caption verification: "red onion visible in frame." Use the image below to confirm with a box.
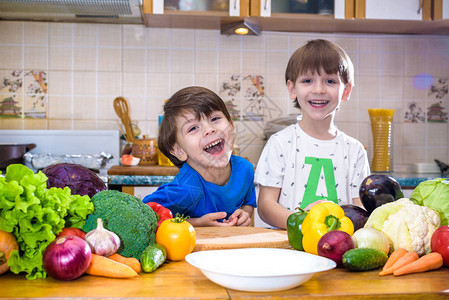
[317,230,355,266]
[43,235,92,281]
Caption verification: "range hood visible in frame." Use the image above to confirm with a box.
[0,0,143,24]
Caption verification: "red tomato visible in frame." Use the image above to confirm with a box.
[56,227,86,239]
[121,155,133,166]
[431,225,449,267]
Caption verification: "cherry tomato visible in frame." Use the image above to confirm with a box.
[431,225,449,267]
[156,214,196,261]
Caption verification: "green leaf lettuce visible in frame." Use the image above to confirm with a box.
[0,164,94,280]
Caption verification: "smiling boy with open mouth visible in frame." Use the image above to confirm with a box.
[143,86,256,227]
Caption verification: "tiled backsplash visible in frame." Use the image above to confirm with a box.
[0,21,448,170]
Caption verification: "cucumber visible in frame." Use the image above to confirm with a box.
[342,248,388,271]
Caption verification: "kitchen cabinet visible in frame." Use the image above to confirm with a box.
[250,0,353,19]
[142,0,449,35]
[433,0,449,19]
[354,0,432,20]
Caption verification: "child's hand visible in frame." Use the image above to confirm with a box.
[225,209,251,226]
[197,212,237,227]
[303,199,329,211]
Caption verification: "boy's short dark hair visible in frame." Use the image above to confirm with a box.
[285,39,354,108]
[158,86,232,167]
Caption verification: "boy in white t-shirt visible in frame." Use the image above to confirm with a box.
[255,39,370,229]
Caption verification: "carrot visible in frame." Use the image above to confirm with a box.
[380,248,408,273]
[393,252,443,276]
[85,254,139,278]
[379,251,419,276]
[108,253,141,273]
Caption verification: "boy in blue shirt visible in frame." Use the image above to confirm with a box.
[143,86,256,226]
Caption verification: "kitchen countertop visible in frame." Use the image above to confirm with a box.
[107,165,447,189]
[1,234,448,299]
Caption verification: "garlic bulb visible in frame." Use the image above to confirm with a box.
[84,218,120,256]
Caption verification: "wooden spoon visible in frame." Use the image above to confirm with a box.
[113,97,135,143]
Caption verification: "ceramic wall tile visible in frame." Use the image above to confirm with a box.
[0,46,22,69]
[195,29,218,49]
[2,21,449,166]
[195,50,218,73]
[170,73,194,94]
[98,72,122,96]
[266,51,289,75]
[99,24,122,47]
[23,118,47,129]
[147,72,169,98]
[123,72,146,96]
[218,50,241,74]
[427,54,449,77]
[219,34,241,50]
[242,35,265,51]
[123,25,146,47]
[0,21,23,44]
[194,73,218,92]
[382,53,404,76]
[73,71,97,95]
[48,119,72,129]
[171,29,194,48]
[74,23,98,47]
[171,49,194,73]
[73,95,97,119]
[24,47,48,70]
[381,76,403,99]
[74,47,97,71]
[48,71,72,95]
[49,47,73,70]
[48,95,72,119]
[242,51,265,74]
[147,49,170,73]
[49,23,73,46]
[266,34,289,51]
[358,53,381,76]
[147,27,170,48]
[356,75,381,100]
[24,22,48,45]
[99,48,122,72]
[123,48,145,72]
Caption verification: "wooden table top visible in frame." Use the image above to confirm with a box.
[1,255,448,299]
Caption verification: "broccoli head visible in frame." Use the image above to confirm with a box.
[83,190,158,259]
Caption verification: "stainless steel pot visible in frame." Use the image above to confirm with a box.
[0,143,36,170]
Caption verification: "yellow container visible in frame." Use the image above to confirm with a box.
[157,146,175,167]
[368,109,395,172]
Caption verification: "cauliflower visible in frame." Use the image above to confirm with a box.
[364,198,440,256]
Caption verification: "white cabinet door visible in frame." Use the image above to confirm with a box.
[365,0,422,20]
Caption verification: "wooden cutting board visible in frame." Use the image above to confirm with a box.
[193,227,291,252]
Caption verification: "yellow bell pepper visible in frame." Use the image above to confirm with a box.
[301,202,354,255]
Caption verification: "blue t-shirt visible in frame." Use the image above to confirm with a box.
[142,155,256,220]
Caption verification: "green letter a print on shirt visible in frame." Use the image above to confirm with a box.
[300,157,338,209]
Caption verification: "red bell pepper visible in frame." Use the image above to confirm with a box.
[146,202,173,228]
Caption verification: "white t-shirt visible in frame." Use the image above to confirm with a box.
[255,123,370,211]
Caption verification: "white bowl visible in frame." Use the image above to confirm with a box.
[185,248,336,292]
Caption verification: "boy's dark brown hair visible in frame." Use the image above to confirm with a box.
[158,86,232,167]
[285,39,354,108]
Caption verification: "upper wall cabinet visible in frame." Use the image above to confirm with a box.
[143,0,249,16]
[142,0,449,35]
[354,0,432,21]
[433,0,449,19]
[249,0,354,19]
